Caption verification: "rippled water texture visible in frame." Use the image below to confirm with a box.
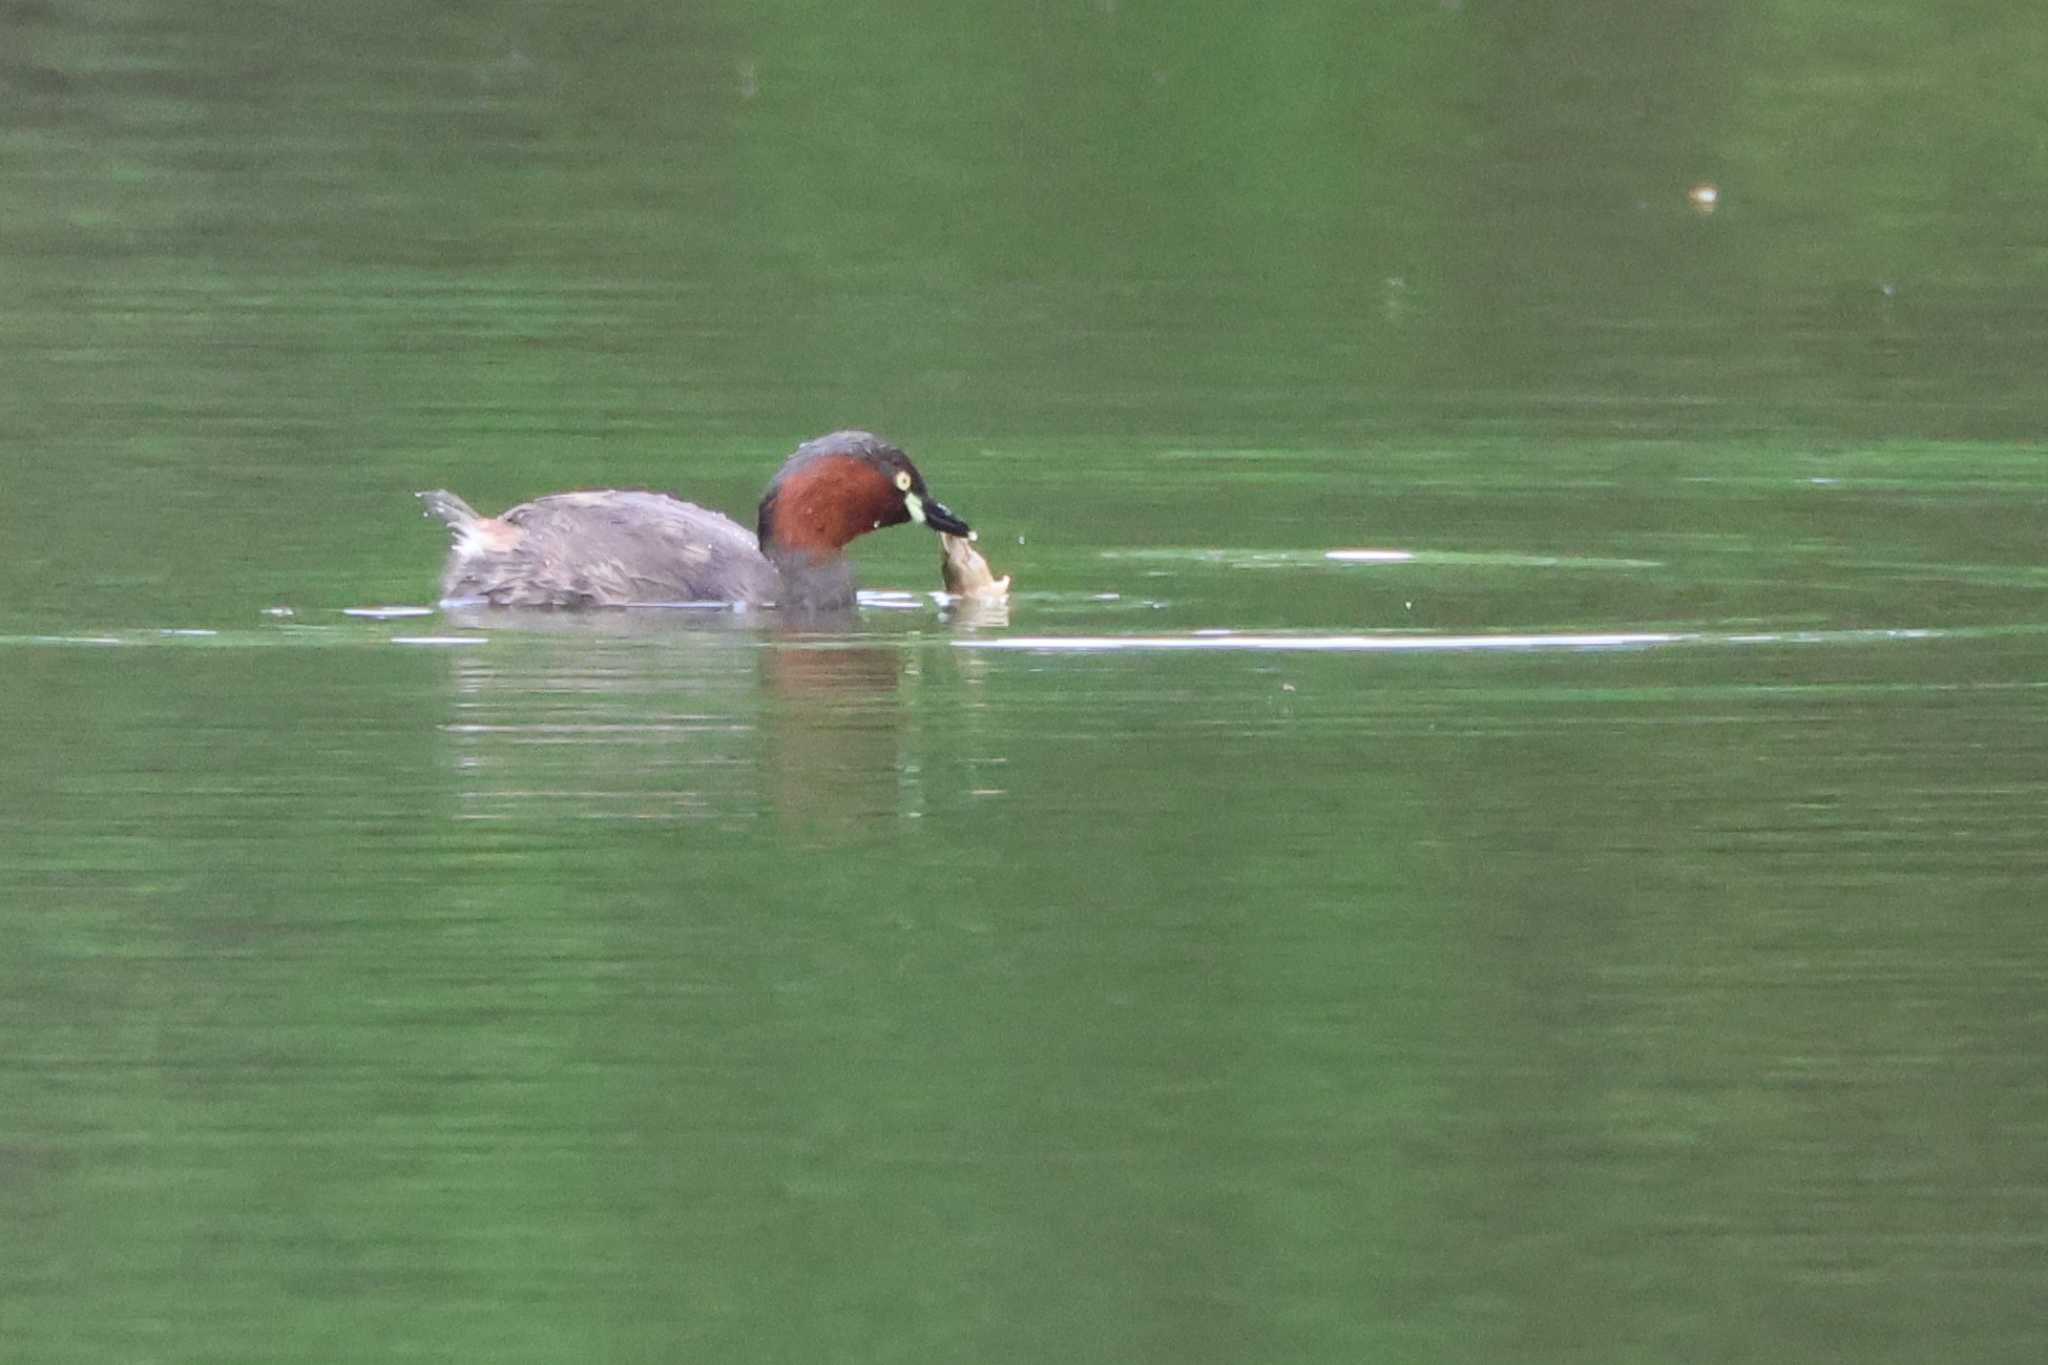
[4,3,2047,1362]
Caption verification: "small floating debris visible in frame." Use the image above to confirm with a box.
[159,629,218,638]
[390,635,488,647]
[1325,549,1416,563]
[261,606,295,618]
[856,590,926,610]
[1687,182,1719,214]
[346,606,436,619]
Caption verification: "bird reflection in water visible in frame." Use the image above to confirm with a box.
[759,639,913,835]
[430,609,927,834]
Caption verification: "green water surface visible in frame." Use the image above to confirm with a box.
[4,3,2047,1362]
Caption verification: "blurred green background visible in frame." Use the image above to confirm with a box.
[3,3,2047,1361]
[5,0,2045,618]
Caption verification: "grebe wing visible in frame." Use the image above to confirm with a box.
[500,491,775,604]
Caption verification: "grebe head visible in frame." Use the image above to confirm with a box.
[756,430,970,562]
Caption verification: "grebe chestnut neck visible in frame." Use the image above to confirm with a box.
[417,430,970,609]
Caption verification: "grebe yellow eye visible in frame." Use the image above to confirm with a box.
[894,470,913,492]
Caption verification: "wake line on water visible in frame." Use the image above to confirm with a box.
[953,626,1953,655]
[955,631,1685,653]
[0,623,2018,656]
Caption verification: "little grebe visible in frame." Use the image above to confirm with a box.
[418,430,971,609]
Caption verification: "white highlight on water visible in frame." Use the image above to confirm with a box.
[956,631,1687,653]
